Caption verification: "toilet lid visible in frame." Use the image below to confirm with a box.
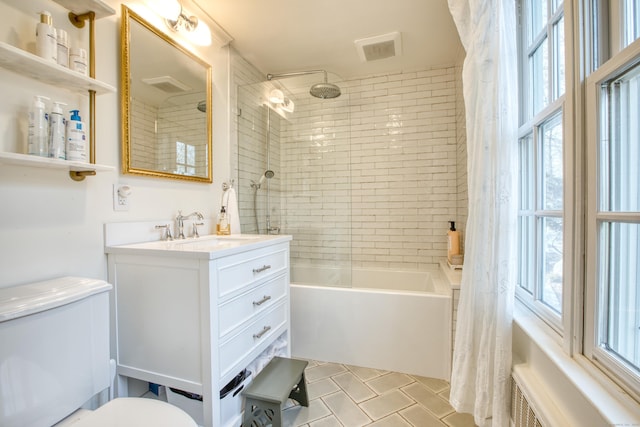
[72,398,197,427]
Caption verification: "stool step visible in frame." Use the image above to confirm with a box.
[242,357,308,404]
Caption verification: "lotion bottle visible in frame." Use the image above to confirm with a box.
[35,11,57,63]
[28,95,49,157]
[49,101,67,159]
[447,221,460,263]
[66,110,86,161]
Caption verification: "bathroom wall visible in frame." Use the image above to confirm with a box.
[281,68,460,271]
[0,0,231,288]
[455,64,467,252]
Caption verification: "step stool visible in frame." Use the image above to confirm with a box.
[241,357,309,427]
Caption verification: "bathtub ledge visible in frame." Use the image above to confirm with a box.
[439,260,461,290]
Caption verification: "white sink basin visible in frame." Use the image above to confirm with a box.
[105,234,286,259]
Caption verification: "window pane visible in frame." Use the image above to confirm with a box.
[622,0,640,48]
[553,17,566,99]
[527,0,548,44]
[600,62,640,212]
[541,114,563,210]
[542,217,563,312]
[601,221,640,371]
[176,141,186,164]
[519,134,535,210]
[519,215,535,294]
[530,38,550,116]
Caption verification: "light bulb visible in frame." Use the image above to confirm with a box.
[269,89,284,104]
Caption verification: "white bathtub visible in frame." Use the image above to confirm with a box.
[290,267,452,380]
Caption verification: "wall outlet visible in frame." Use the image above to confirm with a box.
[113,184,131,211]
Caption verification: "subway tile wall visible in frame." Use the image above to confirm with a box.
[231,49,467,272]
[129,97,208,175]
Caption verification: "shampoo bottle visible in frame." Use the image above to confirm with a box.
[49,101,67,159]
[35,11,57,63]
[27,95,49,157]
[66,110,86,161]
[447,221,460,263]
[216,206,230,235]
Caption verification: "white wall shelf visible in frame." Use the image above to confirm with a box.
[0,152,113,180]
[0,42,115,95]
[52,0,115,20]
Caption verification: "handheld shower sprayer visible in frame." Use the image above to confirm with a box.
[258,170,275,186]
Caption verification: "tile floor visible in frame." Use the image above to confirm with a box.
[281,360,477,427]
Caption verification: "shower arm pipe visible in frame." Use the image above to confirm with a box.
[267,70,328,82]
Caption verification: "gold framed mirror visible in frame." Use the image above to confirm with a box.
[121,5,212,182]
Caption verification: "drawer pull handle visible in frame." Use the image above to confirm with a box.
[253,295,272,306]
[253,326,271,339]
[253,264,272,274]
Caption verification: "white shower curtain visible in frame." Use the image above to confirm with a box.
[447,1,518,426]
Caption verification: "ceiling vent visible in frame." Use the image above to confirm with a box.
[141,76,191,93]
[354,31,402,62]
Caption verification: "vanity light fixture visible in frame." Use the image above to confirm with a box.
[162,0,212,46]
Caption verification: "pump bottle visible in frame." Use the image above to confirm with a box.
[49,101,67,159]
[66,110,86,161]
[447,221,460,263]
[28,95,49,157]
[216,206,230,235]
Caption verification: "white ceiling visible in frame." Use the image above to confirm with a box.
[193,0,464,79]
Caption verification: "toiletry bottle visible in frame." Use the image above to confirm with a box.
[49,101,67,159]
[27,95,50,157]
[216,206,230,235]
[66,110,86,161]
[447,221,460,263]
[56,29,69,67]
[35,11,57,63]
[69,47,88,75]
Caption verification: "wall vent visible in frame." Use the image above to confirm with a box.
[511,376,544,427]
[141,76,191,93]
[354,31,402,62]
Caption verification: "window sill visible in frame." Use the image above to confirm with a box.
[513,302,640,425]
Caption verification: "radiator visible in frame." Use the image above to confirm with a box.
[510,364,568,427]
[511,375,544,427]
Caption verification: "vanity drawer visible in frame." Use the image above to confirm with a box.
[216,244,288,299]
[218,273,287,338]
[219,302,286,378]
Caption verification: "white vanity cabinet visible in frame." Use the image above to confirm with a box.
[106,235,292,427]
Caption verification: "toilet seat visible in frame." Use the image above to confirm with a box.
[71,398,197,427]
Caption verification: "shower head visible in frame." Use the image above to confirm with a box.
[258,170,275,186]
[310,81,341,99]
[197,100,206,112]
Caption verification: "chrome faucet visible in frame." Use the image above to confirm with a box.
[176,210,204,239]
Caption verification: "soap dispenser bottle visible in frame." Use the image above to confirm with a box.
[447,221,460,263]
[216,206,230,235]
[66,110,86,161]
[28,95,49,157]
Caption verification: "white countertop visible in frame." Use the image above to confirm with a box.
[105,234,292,260]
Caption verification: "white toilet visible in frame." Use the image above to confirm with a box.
[0,277,197,427]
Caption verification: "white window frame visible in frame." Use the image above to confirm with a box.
[584,35,640,401]
[516,0,573,335]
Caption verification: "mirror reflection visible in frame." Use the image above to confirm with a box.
[121,5,212,182]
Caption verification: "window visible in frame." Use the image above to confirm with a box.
[176,141,196,175]
[586,38,640,397]
[517,0,566,327]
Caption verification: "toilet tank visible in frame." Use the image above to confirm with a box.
[0,277,112,427]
